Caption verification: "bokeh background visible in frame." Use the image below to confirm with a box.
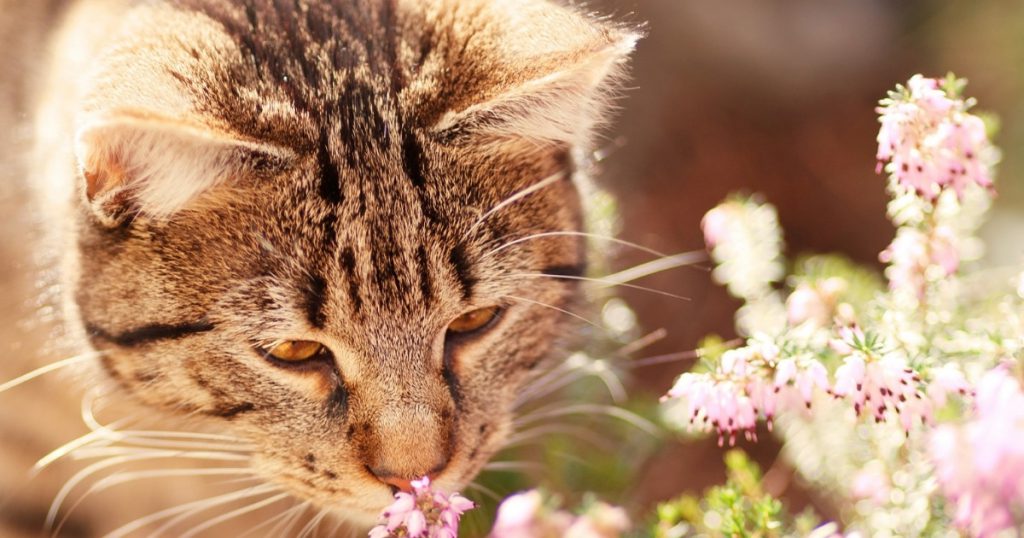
[567,0,1024,526]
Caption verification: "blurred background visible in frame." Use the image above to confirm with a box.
[1,0,1023,535]
[558,0,1024,527]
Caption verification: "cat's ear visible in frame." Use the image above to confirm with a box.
[74,112,291,224]
[431,12,640,148]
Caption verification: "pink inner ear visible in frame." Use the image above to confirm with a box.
[82,146,128,201]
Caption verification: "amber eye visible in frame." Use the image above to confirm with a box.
[264,340,325,362]
[448,306,501,335]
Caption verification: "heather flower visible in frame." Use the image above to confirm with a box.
[876,74,994,201]
[930,368,1024,537]
[701,198,785,301]
[786,277,846,327]
[663,339,828,445]
[879,225,959,296]
[490,491,628,538]
[369,477,474,538]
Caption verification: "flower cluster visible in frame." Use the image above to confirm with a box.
[876,74,994,200]
[369,477,475,538]
[930,367,1024,537]
[490,490,629,538]
[828,326,970,431]
[663,339,829,445]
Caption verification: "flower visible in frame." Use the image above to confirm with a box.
[490,491,628,538]
[786,277,847,327]
[369,477,474,538]
[701,198,785,301]
[930,368,1024,537]
[876,74,994,201]
[663,339,828,445]
[879,225,959,297]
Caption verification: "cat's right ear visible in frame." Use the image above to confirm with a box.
[74,112,292,226]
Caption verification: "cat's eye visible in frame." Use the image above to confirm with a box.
[263,340,326,362]
[447,306,502,335]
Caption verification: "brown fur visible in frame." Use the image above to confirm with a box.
[9,0,636,530]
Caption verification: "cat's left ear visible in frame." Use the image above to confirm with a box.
[74,112,292,225]
[431,7,641,148]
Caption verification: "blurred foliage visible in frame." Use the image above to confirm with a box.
[646,450,822,538]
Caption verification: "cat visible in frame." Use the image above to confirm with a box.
[1,0,637,534]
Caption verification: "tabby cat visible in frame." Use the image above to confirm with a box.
[0,0,636,534]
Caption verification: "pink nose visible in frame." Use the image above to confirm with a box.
[374,472,440,493]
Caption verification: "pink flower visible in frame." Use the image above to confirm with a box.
[663,341,829,445]
[930,368,1024,537]
[879,226,959,297]
[701,205,733,248]
[490,491,627,538]
[876,74,994,201]
[369,477,475,538]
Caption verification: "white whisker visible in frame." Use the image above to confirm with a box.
[484,231,668,259]
[269,502,310,537]
[68,446,250,463]
[616,328,668,357]
[599,250,708,286]
[465,481,502,503]
[482,460,545,473]
[502,423,609,450]
[180,492,290,538]
[101,483,276,538]
[243,499,307,537]
[296,507,330,538]
[502,295,603,330]
[512,403,660,436]
[510,273,692,301]
[53,467,256,536]
[0,352,99,395]
[464,172,563,240]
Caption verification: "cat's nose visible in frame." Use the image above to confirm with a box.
[369,466,445,493]
[371,470,442,493]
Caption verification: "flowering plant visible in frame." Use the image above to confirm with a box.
[661,74,1023,536]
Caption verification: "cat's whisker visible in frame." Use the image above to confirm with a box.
[53,467,256,537]
[99,483,277,538]
[514,357,622,407]
[112,429,250,443]
[616,328,668,357]
[47,451,202,532]
[624,339,742,369]
[484,231,668,259]
[46,446,252,526]
[105,436,254,453]
[68,446,251,463]
[0,351,100,395]
[501,295,604,330]
[509,273,692,301]
[511,403,660,436]
[243,499,307,537]
[502,423,610,450]
[513,354,595,408]
[464,171,564,241]
[481,460,545,473]
[296,506,330,538]
[464,481,503,503]
[34,420,133,473]
[268,502,310,537]
[325,508,350,538]
[179,492,290,538]
[599,250,709,286]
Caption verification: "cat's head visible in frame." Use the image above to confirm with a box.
[66,0,635,520]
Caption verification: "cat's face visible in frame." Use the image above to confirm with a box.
[62,0,634,521]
